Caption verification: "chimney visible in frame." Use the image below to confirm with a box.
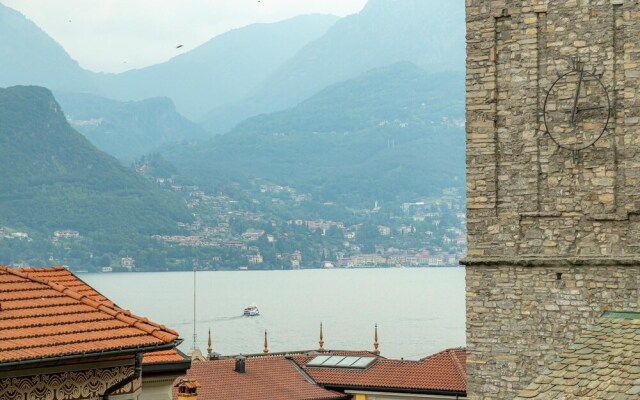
[174,379,201,400]
[235,355,246,373]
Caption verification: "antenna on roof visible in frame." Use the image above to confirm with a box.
[186,266,206,361]
[192,266,197,350]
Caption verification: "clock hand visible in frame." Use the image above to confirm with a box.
[571,70,584,125]
[562,105,607,114]
[576,105,606,112]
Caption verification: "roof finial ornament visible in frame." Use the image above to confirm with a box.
[319,322,325,352]
[373,323,380,355]
[207,328,213,358]
[263,330,269,354]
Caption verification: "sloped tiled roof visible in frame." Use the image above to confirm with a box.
[143,349,189,365]
[175,356,348,400]
[13,266,116,306]
[293,348,466,394]
[515,312,640,399]
[0,266,179,364]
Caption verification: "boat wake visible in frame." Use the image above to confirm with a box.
[169,315,244,326]
[209,316,245,322]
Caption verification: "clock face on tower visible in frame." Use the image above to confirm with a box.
[543,60,611,151]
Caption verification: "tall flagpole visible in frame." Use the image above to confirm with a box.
[192,266,197,350]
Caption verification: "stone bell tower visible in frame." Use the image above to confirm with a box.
[464,1,640,399]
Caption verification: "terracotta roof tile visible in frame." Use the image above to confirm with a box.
[0,311,112,330]
[294,348,466,393]
[175,356,347,400]
[143,349,189,365]
[0,266,180,364]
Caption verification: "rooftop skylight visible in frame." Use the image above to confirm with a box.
[306,355,376,369]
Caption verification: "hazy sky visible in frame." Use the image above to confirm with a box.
[2,0,367,73]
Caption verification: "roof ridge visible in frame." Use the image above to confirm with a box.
[379,358,420,364]
[419,347,464,361]
[1,266,178,343]
[218,349,383,360]
[286,356,319,385]
[447,348,467,384]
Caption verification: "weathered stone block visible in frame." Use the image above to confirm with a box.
[465,1,640,398]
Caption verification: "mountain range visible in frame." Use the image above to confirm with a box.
[0,86,191,257]
[164,62,464,206]
[0,1,464,134]
[95,14,339,120]
[0,1,467,268]
[0,3,94,92]
[0,3,339,120]
[54,92,208,161]
[200,0,465,133]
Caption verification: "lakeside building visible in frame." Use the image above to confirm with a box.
[121,256,136,271]
[0,266,188,400]
[53,229,80,239]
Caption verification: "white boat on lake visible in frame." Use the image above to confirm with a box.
[243,304,259,316]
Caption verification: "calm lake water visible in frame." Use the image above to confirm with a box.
[82,268,466,360]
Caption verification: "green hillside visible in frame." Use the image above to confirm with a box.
[0,86,192,264]
[54,92,209,161]
[166,63,465,207]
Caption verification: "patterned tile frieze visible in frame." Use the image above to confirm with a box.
[0,365,140,400]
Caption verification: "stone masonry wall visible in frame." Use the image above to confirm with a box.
[466,263,639,399]
[465,1,640,399]
[466,0,640,258]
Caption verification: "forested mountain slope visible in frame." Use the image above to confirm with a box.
[0,86,191,243]
[55,92,208,161]
[166,63,465,207]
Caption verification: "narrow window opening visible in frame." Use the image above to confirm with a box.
[555,272,565,288]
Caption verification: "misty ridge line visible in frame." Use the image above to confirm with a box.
[0,0,467,271]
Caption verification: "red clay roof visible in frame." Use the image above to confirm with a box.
[143,349,189,365]
[175,356,347,400]
[13,266,117,306]
[0,266,179,364]
[294,348,466,393]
